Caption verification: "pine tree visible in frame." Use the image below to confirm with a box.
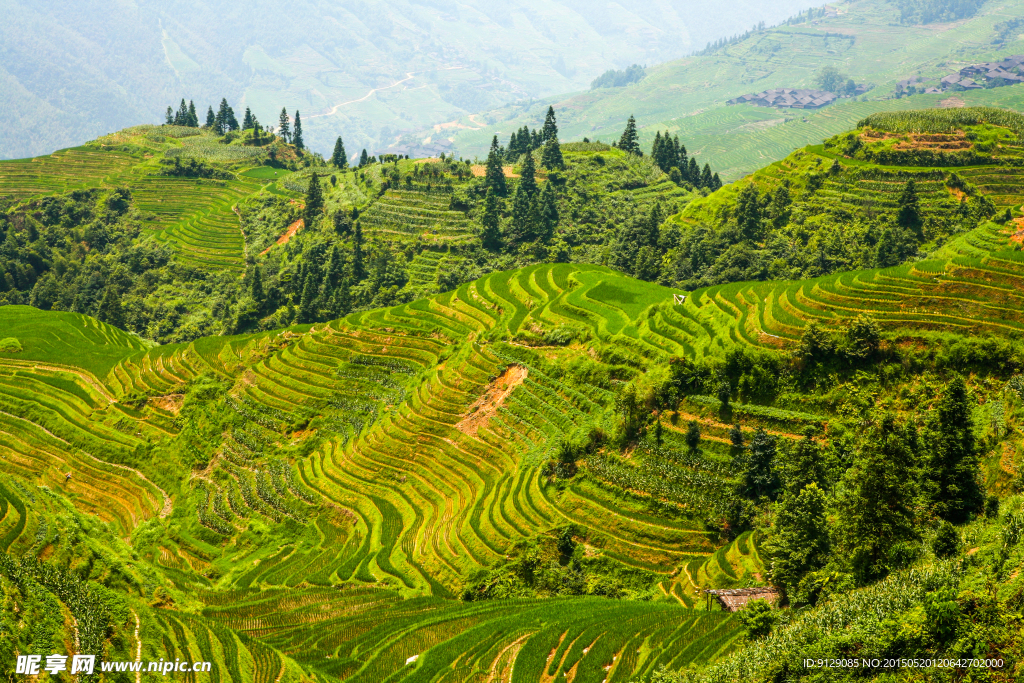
[332,137,348,169]
[187,101,198,127]
[352,221,366,281]
[278,108,290,143]
[618,115,641,155]
[175,99,188,125]
[780,428,825,494]
[480,189,502,251]
[538,181,559,242]
[764,482,830,602]
[484,136,507,196]
[519,151,538,198]
[304,172,324,226]
[685,420,701,452]
[242,107,253,130]
[297,271,318,323]
[541,137,564,170]
[542,106,559,142]
[292,111,304,151]
[165,106,174,125]
[509,182,537,244]
[326,245,345,288]
[359,149,369,167]
[730,423,745,450]
[226,105,239,131]
[205,106,215,128]
[927,376,984,522]
[897,179,923,236]
[250,265,264,301]
[839,415,920,583]
[701,163,713,189]
[96,287,125,328]
[687,158,700,185]
[214,99,227,134]
[736,428,780,501]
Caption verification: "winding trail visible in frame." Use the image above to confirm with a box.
[307,66,466,120]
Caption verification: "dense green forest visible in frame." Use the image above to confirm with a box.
[2,105,1024,682]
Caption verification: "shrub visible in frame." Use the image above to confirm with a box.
[932,521,960,558]
[738,599,777,639]
[0,337,22,353]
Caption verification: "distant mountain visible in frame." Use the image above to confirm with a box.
[0,0,809,160]
[447,0,1024,180]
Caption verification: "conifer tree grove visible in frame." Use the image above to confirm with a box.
[278,108,291,143]
[619,115,641,154]
[332,137,348,169]
[293,111,304,151]
[927,376,984,523]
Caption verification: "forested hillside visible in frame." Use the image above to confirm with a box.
[2,107,1024,682]
[0,0,809,161]
[450,0,1024,180]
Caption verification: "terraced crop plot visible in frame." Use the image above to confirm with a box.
[359,189,474,243]
[133,177,252,270]
[0,148,135,200]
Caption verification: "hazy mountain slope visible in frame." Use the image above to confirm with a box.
[0,0,809,161]
[449,0,1024,179]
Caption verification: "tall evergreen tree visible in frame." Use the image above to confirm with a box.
[205,106,215,128]
[278,107,290,143]
[839,414,920,583]
[96,287,125,328]
[175,99,188,125]
[292,111,304,150]
[304,172,324,226]
[618,115,641,154]
[165,106,174,125]
[764,482,830,603]
[484,136,508,196]
[332,137,348,169]
[538,182,559,242]
[519,151,538,198]
[242,107,253,130]
[687,157,700,185]
[480,189,502,251]
[736,428,780,501]
[352,221,366,281]
[187,101,198,127]
[215,99,228,134]
[897,179,923,236]
[927,376,984,522]
[542,106,559,142]
[700,163,713,189]
[359,149,369,167]
[509,182,537,243]
[225,105,239,131]
[297,271,318,324]
[736,184,763,241]
[541,136,564,170]
[249,265,264,302]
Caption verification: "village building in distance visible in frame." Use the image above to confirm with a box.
[895,55,1024,96]
[727,86,867,110]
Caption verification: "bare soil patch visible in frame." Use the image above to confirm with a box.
[940,96,967,109]
[1011,218,1024,245]
[456,365,528,436]
[471,165,520,178]
[261,219,304,255]
[150,394,184,415]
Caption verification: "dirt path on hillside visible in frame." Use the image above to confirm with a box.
[456,365,528,437]
[308,66,466,119]
[261,219,304,256]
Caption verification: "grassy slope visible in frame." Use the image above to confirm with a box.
[450,0,1024,180]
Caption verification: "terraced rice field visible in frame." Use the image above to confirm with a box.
[408,250,447,288]
[359,189,474,243]
[0,148,136,200]
[132,177,252,270]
